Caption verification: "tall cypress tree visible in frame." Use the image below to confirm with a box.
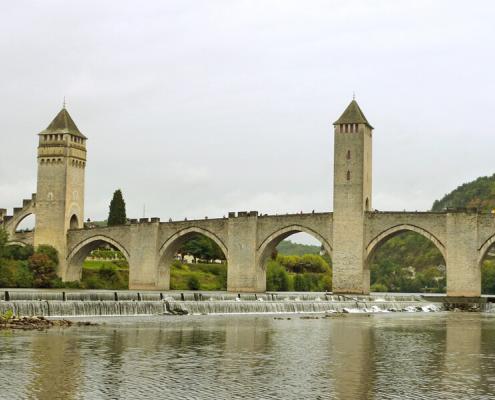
[108,189,127,226]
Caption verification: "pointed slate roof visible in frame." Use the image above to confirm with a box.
[334,100,373,129]
[40,108,87,139]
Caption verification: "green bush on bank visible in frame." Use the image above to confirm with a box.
[81,267,128,290]
[266,258,332,292]
[171,263,227,291]
[266,260,290,291]
[482,260,495,294]
[370,258,446,293]
[0,237,61,288]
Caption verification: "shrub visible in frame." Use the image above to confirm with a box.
[195,263,226,276]
[0,229,8,256]
[28,253,57,288]
[482,260,495,294]
[321,274,332,292]
[113,259,128,269]
[217,269,227,290]
[3,245,34,260]
[99,265,117,281]
[0,264,15,287]
[0,309,13,323]
[13,263,34,288]
[266,260,289,291]
[84,275,105,289]
[64,280,83,289]
[371,283,388,292]
[187,275,201,290]
[36,245,59,266]
[294,274,307,291]
[277,254,330,274]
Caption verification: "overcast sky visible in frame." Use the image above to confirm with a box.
[1,1,495,244]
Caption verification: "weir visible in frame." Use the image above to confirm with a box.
[0,290,448,317]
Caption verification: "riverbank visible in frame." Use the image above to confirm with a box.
[0,314,95,330]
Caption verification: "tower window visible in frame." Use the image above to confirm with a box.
[346,150,351,160]
[347,171,351,181]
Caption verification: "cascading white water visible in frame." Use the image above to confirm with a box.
[0,299,443,317]
[0,290,448,317]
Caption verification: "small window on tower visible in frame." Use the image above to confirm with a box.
[347,171,351,181]
[346,150,351,160]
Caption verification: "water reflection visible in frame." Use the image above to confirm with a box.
[328,319,375,399]
[0,314,494,399]
[28,332,82,400]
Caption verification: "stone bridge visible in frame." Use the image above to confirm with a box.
[64,212,333,292]
[0,194,36,247]
[60,209,495,295]
[2,100,495,297]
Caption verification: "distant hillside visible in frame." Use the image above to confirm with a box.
[276,240,321,256]
[432,173,495,212]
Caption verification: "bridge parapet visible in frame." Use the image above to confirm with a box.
[256,212,333,251]
[365,211,448,254]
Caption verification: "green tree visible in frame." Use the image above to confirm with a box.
[179,235,226,261]
[482,260,495,294]
[432,173,495,212]
[266,260,289,291]
[0,229,8,258]
[108,189,127,226]
[28,253,58,288]
[3,244,34,261]
[36,245,59,266]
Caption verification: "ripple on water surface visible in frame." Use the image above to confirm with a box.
[1,313,495,399]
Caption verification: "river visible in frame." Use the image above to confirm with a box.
[1,312,495,399]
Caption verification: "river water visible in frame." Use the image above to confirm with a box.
[1,313,495,400]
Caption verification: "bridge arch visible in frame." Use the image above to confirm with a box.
[5,241,28,247]
[157,227,228,290]
[66,235,130,282]
[11,212,35,235]
[365,224,446,293]
[478,234,495,266]
[366,224,446,261]
[258,225,332,267]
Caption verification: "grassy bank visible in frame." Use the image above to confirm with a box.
[171,262,227,290]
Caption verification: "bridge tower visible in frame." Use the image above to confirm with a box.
[332,100,373,293]
[34,107,87,279]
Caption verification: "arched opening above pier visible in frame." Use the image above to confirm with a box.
[15,213,35,233]
[479,237,495,295]
[366,227,446,293]
[158,228,227,291]
[66,236,130,288]
[258,227,333,292]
